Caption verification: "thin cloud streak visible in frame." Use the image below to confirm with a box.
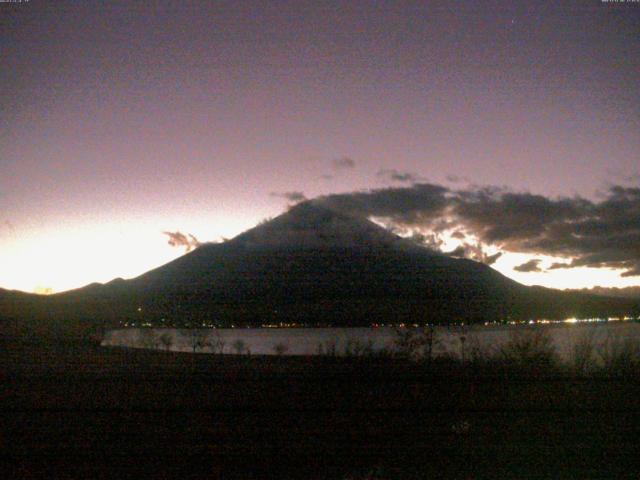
[376,169,423,184]
[332,157,356,170]
[270,191,307,203]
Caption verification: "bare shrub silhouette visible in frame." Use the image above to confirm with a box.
[187,329,211,353]
[272,342,289,356]
[597,332,640,374]
[159,332,173,351]
[394,326,439,361]
[498,329,557,369]
[316,339,338,356]
[210,331,226,354]
[344,337,374,357]
[232,339,247,355]
[571,330,598,375]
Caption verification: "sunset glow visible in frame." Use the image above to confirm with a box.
[0,214,261,293]
[1,1,638,294]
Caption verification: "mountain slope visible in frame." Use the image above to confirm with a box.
[125,203,511,305]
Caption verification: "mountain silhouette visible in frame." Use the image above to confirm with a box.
[1,201,639,339]
[63,202,640,326]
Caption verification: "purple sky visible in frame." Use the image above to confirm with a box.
[1,1,639,293]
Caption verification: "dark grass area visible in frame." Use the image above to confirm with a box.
[3,340,640,479]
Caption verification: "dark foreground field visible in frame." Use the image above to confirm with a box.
[3,340,640,479]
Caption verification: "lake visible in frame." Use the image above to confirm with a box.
[102,320,640,362]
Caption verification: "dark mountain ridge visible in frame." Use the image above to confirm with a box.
[566,286,640,299]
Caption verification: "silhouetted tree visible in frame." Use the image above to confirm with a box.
[232,339,246,354]
[188,329,211,353]
[159,332,173,351]
[211,331,226,354]
[272,342,288,356]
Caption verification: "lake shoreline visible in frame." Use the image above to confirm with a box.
[102,321,640,362]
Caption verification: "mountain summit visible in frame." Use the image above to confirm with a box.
[230,201,403,250]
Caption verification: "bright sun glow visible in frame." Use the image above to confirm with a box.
[0,214,255,294]
[491,252,640,290]
[0,223,180,294]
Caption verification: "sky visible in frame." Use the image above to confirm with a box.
[1,0,639,293]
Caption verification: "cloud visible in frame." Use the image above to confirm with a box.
[513,259,543,273]
[315,183,640,278]
[332,157,356,169]
[442,241,502,265]
[445,175,469,184]
[163,231,201,252]
[621,265,640,278]
[483,251,503,265]
[270,191,307,203]
[321,157,356,180]
[376,169,422,184]
[445,245,467,258]
[474,185,640,278]
[548,262,571,270]
[454,188,590,244]
[320,183,452,228]
[408,231,444,250]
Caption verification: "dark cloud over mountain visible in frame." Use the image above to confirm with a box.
[484,252,503,265]
[320,183,451,228]
[548,262,572,270]
[443,242,503,266]
[514,259,543,273]
[316,183,640,278]
[407,232,444,251]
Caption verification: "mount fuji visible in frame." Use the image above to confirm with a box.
[2,201,638,338]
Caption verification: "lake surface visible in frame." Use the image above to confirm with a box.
[102,321,640,362]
